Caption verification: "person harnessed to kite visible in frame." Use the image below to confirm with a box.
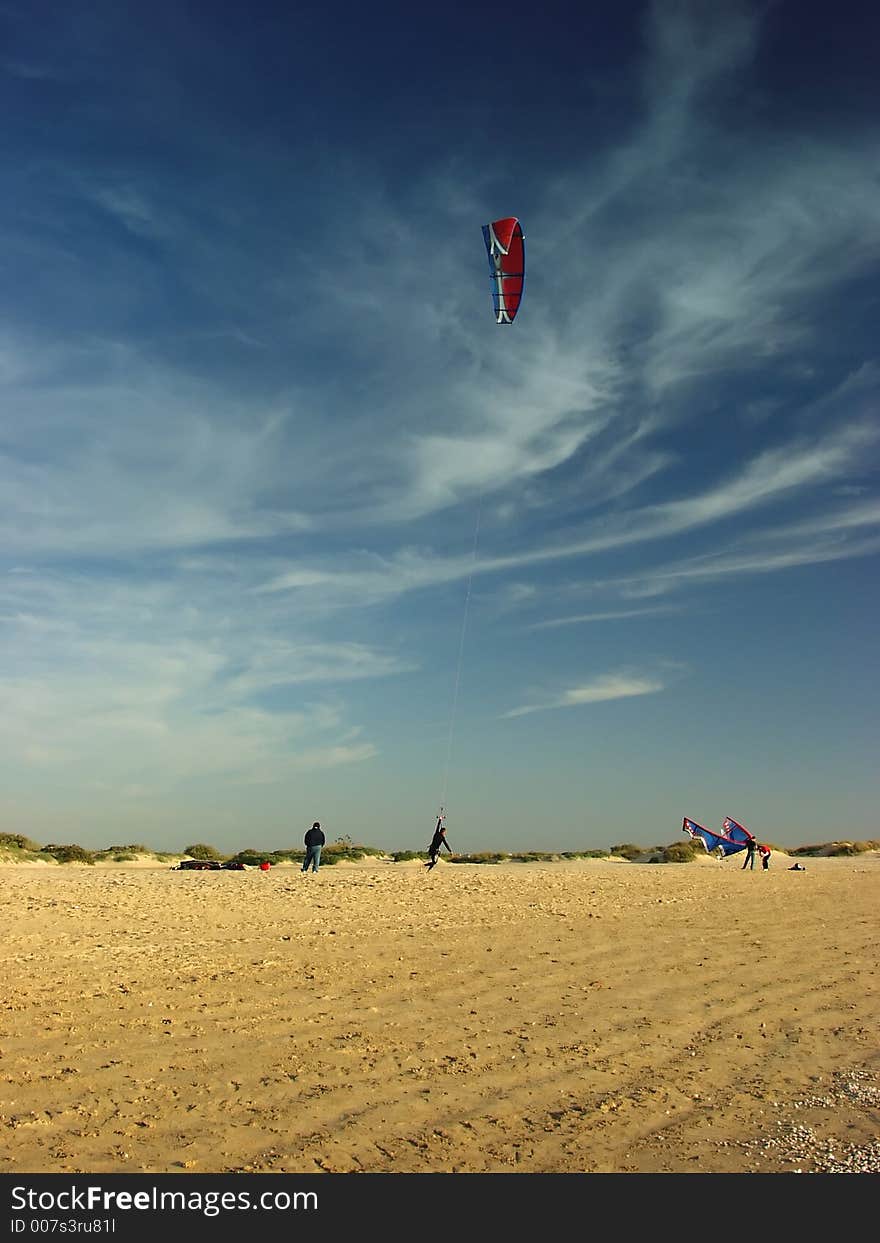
[425,816,452,870]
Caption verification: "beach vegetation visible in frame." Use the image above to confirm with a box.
[223,843,388,867]
[0,832,42,852]
[227,849,287,866]
[789,840,880,857]
[321,843,386,864]
[820,841,880,856]
[236,851,265,866]
[660,841,697,863]
[610,843,643,861]
[41,843,96,864]
[183,843,224,860]
[3,832,878,868]
[0,839,46,863]
[93,844,154,863]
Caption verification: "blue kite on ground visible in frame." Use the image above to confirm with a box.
[682,815,754,858]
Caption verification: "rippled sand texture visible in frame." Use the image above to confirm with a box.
[2,857,878,1173]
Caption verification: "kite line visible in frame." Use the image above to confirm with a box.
[433,214,522,827]
[438,494,483,822]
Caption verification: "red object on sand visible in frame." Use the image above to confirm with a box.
[259,861,270,871]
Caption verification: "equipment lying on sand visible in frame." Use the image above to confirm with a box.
[172,859,246,871]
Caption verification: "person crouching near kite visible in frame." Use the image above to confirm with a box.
[758,843,771,870]
[425,818,452,870]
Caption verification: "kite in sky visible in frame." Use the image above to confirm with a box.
[482,217,525,324]
[682,815,755,858]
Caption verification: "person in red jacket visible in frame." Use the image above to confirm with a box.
[758,843,771,870]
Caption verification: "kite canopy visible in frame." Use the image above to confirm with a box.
[482,217,525,324]
[682,816,754,858]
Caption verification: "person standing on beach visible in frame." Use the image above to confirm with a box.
[758,843,771,870]
[425,817,452,870]
[742,837,757,870]
[302,822,325,873]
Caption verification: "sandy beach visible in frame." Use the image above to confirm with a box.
[2,856,878,1175]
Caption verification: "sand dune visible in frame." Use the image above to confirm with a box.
[2,855,877,1174]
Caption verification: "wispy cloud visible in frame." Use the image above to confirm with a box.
[259,419,877,607]
[502,673,667,719]
[612,534,880,597]
[598,500,880,599]
[80,181,172,240]
[0,335,313,555]
[0,571,402,792]
[528,605,680,630]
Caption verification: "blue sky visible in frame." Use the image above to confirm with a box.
[1,0,877,853]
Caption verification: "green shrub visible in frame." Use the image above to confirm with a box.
[610,843,643,861]
[41,844,96,864]
[320,843,386,863]
[183,843,223,860]
[0,832,42,852]
[451,852,507,864]
[391,851,425,862]
[660,842,696,863]
[227,848,311,866]
[227,849,269,865]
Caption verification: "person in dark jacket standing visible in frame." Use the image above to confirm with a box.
[302,822,325,873]
[425,817,452,870]
[741,837,757,870]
